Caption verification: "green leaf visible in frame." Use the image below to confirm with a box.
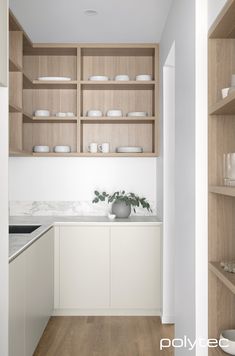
[94,190,99,196]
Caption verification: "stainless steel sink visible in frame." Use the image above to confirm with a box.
[9,225,41,234]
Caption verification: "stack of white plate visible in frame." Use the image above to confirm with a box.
[88,75,109,81]
[55,112,75,118]
[37,76,72,81]
[115,75,130,81]
[135,74,152,81]
[127,112,148,117]
[54,145,71,153]
[34,110,50,117]
[33,145,50,153]
[116,146,143,153]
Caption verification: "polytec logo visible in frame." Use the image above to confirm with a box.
[160,336,229,351]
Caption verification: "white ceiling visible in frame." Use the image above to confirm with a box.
[10,0,172,43]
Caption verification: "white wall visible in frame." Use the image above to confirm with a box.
[208,0,227,28]
[159,0,196,353]
[0,3,8,355]
[9,157,157,211]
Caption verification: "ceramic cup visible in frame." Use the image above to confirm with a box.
[88,143,98,153]
[98,143,110,153]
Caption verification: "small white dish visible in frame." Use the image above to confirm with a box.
[115,75,130,81]
[117,146,143,153]
[56,112,67,117]
[127,111,148,117]
[87,110,103,117]
[108,213,116,220]
[33,145,50,153]
[135,74,152,81]
[54,145,71,153]
[37,76,71,81]
[88,75,109,81]
[34,110,50,117]
[107,109,122,117]
[220,330,235,355]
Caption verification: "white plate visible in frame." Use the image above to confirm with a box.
[34,110,50,117]
[107,110,122,117]
[87,110,103,117]
[66,112,75,117]
[115,75,130,81]
[54,145,71,153]
[117,146,143,153]
[37,76,72,81]
[33,145,50,153]
[88,75,109,81]
[135,74,152,81]
[127,112,148,117]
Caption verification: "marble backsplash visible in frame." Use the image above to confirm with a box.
[10,201,156,217]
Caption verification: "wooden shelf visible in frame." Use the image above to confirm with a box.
[209,262,235,295]
[9,151,32,157]
[209,0,235,39]
[32,152,157,157]
[23,113,77,122]
[33,80,77,85]
[81,116,156,122]
[209,185,235,197]
[81,80,155,89]
[209,92,235,115]
[9,58,22,72]
[9,103,22,113]
[23,74,77,89]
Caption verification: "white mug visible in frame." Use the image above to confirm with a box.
[88,143,98,153]
[98,143,110,153]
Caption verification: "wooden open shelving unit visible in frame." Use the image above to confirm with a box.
[208,2,235,354]
[9,12,159,157]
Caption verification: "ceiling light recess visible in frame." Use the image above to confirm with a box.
[84,9,98,16]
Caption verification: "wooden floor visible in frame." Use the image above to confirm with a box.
[34,316,174,356]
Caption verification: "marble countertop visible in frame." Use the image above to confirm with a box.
[9,215,162,263]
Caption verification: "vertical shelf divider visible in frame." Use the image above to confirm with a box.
[77,46,81,153]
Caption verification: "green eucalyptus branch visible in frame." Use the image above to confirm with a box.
[92,190,152,213]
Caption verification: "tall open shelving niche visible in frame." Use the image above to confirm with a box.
[9,13,159,157]
[208,1,235,354]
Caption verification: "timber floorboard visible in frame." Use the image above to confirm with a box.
[34,316,174,356]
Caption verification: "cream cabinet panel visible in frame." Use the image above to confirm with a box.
[9,253,25,356]
[110,226,161,309]
[59,226,110,309]
[25,228,54,356]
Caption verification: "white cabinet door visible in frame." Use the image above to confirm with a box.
[25,228,54,356]
[9,254,26,356]
[111,226,161,309]
[59,226,110,309]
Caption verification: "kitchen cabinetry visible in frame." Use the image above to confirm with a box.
[110,226,161,309]
[0,0,8,87]
[9,228,54,356]
[55,224,161,315]
[59,226,110,309]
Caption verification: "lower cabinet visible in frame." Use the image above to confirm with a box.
[9,228,54,356]
[59,226,110,309]
[55,224,161,314]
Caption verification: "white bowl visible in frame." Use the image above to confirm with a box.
[87,110,103,117]
[220,330,235,355]
[135,74,152,81]
[88,75,109,81]
[34,110,50,117]
[54,145,71,153]
[115,75,130,81]
[37,76,71,81]
[117,146,143,153]
[33,145,50,153]
[107,109,122,117]
[66,112,75,117]
[127,111,148,117]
